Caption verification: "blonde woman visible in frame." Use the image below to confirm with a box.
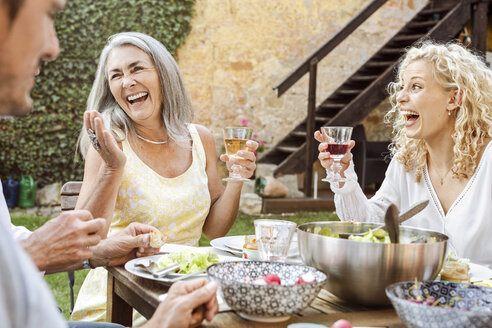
[315,41,492,267]
[72,32,257,323]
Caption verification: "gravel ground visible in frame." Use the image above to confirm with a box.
[9,206,61,218]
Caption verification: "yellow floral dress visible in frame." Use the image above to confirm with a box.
[71,124,211,324]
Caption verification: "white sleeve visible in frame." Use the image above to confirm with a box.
[0,224,67,328]
[11,224,33,241]
[1,181,33,241]
[330,158,402,223]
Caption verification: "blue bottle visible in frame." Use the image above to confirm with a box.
[2,174,19,208]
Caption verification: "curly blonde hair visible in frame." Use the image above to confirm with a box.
[385,41,492,182]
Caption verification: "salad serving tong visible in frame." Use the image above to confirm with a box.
[339,199,429,239]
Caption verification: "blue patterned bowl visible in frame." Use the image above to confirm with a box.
[386,281,492,328]
[207,261,327,322]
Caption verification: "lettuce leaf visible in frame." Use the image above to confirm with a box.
[154,250,219,274]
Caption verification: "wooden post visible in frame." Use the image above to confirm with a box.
[304,58,318,197]
[471,2,488,58]
[107,271,133,325]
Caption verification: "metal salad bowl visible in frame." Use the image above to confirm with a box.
[297,221,448,306]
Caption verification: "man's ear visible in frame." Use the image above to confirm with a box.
[447,89,463,111]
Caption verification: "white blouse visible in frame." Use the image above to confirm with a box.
[330,142,492,268]
[0,180,32,241]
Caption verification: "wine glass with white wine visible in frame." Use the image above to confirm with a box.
[223,127,252,182]
[321,126,353,183]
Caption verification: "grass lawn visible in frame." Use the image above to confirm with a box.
[12,210,338,320]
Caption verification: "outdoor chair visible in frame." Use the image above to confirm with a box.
[60,181,83,314]
[351,125,391,190]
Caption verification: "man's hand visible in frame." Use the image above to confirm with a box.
[19,210,105,272]
[144,278,219,328]
[90,222,160,268]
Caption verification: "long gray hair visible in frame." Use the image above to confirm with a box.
[79,32,193,157]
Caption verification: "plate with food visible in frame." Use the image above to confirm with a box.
[126,248,231,283]
[439,253,492,284]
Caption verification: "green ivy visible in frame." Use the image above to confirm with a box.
[0,0,195,187]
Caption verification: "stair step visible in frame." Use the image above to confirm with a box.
[393,34,425,42]
[291,130,307,138]
[350,74,379,82]
[407,20,438,29]
[320,103,345,109]
[365,61,394,68]
[277,146,299,153]
[315,115,332,122]
[379,48,405,55]
[419,6,454,16]
[337,89,362,96]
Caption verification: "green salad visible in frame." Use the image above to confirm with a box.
[348,228,390,243]
[154,250,219,274]
[313,226,339,238]
[314,226,390,243]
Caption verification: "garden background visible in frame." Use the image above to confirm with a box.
[0,0,422,189]
[0,0,195,186]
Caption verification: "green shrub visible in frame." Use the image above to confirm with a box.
[0,0,195,187]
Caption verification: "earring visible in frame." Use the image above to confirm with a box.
[448,110,452,116]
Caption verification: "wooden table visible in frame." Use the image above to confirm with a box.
[106,266,405,327]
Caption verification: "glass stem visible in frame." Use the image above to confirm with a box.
[332,160,342,177]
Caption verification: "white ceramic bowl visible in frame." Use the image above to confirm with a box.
[207,261,327,322]
[386,280,492,328]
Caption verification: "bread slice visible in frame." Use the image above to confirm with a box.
[150,230,166,248]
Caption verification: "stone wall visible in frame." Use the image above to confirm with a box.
[178,0,427,149]
[177,0,428,205]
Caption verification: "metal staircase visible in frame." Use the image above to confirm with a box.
[258,0,488,196]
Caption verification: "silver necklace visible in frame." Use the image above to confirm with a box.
[135,132,170,145]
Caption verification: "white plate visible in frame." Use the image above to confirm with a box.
[469,262,492,282]
[210,236,243,257]
[210,234,299,258]
[125,252,237,283]
[224,237,247,251]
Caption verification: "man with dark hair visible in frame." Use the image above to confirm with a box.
[0,0,218,327]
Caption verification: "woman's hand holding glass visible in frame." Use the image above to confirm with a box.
[314,129,355,183]
[84,110,126,169]
[219,130,258,182]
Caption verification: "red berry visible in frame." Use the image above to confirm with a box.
[331,319,352,328]
[263,273,281,285]
[296,272,317,285]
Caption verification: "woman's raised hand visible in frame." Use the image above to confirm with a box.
[314,130,355,173]
[84,110,126,169]
[219,140,258,180]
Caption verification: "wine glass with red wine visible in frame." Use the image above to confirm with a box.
[320,126,353,183]
[223,127,252,182]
